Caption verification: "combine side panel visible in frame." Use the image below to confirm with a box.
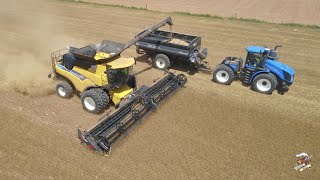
[78,73,187,153]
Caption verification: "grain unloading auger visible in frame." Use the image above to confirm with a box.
[78,72,187,154]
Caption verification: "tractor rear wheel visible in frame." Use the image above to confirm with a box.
[212,64,235,85]
[56,81,73,98]
[153,54,170,70]
[252,73,278,94]
[81,89,108,114]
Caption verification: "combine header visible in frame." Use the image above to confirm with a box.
[78,72,187,154]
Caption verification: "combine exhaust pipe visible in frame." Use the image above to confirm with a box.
[78,72,187,154]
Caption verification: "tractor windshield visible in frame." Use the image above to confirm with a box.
[107,67,133,88]
[246,52,266,68]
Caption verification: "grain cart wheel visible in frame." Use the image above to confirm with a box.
[81,89,106,114]
[136,47,145,54]
[56,81,73,98]
[252,73,278,94]
[153,54,170,70]
[212,64,235,85]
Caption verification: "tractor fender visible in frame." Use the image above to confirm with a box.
[221,58,241,73]
[214,63,235,73]
[249,70,271,83]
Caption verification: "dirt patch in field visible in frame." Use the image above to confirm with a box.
[85,0,320,25]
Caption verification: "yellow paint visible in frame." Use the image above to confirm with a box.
[109,84,133,104]
[72,66,108,86]
[107,58,135,69]
[55,64,96,92]
[94,51,110,60]
[54,55,135,105]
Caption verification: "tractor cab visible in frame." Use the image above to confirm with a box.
[244,45,281,69]
[245,46,270,68]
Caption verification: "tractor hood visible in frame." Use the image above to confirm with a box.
[265,59,295,83]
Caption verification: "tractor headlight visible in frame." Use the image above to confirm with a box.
[189,56,196,63]
[283,71,292,82]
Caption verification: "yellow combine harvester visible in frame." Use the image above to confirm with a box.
[49,17,175,113]
[50,41,136,113]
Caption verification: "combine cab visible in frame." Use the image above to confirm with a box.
[78,72,187,154]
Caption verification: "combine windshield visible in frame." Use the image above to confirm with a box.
[107,67,132,88]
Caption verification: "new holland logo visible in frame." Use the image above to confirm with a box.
[69,70,86,81]
[57,64,86,81]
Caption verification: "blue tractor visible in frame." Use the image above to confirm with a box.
[212,45,295,94]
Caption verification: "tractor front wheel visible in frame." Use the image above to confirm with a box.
[212,64,235,85]
[81,89,108,114]
[252,73,278,94]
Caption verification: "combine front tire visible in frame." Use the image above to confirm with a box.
[153,54,170,70]
[95,89,109,108]
[81,89,108,114]
[252,73,277,94]
[56,81,73,98]
[212,64,235,85]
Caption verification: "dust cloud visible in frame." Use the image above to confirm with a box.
[0,0,72,96]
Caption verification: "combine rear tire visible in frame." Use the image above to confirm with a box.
[153,54,170,70]
[56,81,73,98]
[212,64,235,85]
[252,73,277,94]
[81,89,107,114]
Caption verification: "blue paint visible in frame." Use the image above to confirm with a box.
[265,59,295,83]
[246,46,267,53]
